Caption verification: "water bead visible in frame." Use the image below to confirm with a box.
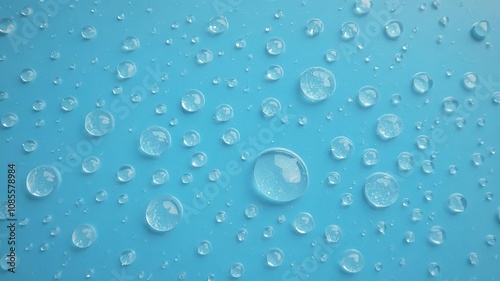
[463,72,479,90]
[300,66,336,102]
[145,195,183,232]
[376,114,403,139]
[0,18,16,34]
[325,49,339,62]
[20,68,36,82]
[208,15,229,34]
[385,20,403,39]
[22,140,38,152]
[341,193,354,206]
[262,226,274,238]
[181,173,193,184]
[191,152,208,168]
[119,249,136,266]
[60,96,78,111]
[428,226,446,245]
[261,97,281,117]
[362,148,379,166]
[230,263,244,278]
[340,249,364,273]
[266,38,286,55]
[324,224,342,243]
[470,20,490,41]
[181,89,205,112]
[412,72,433,94]
[72,224,97,248]
[84,109,115,136]
[139,126,171,156]
[265,65,284,81]
[26,165,61,197]
[416,135,430,149]
[197,240,212,256]
[244,204,258,219]
[95,190,107,202]
[116,165,135,182]
[293,212,314,234]
[183,130,201,147]
[267,248,285,267]
[448,193,467,213]
[214,104,233,122]
[253,148,308,202]
[358,86,379,107]
[122,36,140,51]
[428,262,441,276]
[81,26,97,39]
[422,160,435,174]
[305,18,324,36]
[1,113,18,128]
[196,49,213,64]
[354,0,372,15]
[221,128,240,145]
[442,97,458,113]
[216,211,227,223]
[116,60,137,79]
[472,153,484,165]
[364,172,399,208]
[341,22,359,40]
[330,136,354,159]
[82,156,101,173]
[327,171,341,185]
[152,169,169,185]
[492,92,500,104]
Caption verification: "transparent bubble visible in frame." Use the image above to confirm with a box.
[60,96,78,112]
[1,112,18,128]
[116,165,135,182]
[21,140,37,153]
[181,173,193,184]
[183,130,201,147]
[362,148,379,166]
[262,226,274,238]
[325,49,339,62]
[463,72,479,90]
[208,15,228,34]
[85,109,115,136]
[81,156,101,173]
[412,72,433,94]
[354,0,372,14]
[416,135,430,149]
[191,152,208,168]
[214,104,233,122]
[20,68,36,82]
[470,20,490,40]
[341,193,354,206]
[471,153,484,166]
[120,249,136,266]
[81,26,97,39]
[341,22,359,40]
[422,160,435,174]
[146,195,183,232]
[122,36,140,51]
[391,94,402,105]
[364,172,399,208]
[243,204,258,219]
[305,18,324,36]
[26,165,61,197]
[324,224,342,243]
[181,89,205,112]
[265,65,284,81]
[196,49,213,64]
[152,169,169,185]
[222,128,240,145]
[385,20,403,39]
[139,126,171,156]
[72,224,97,248]
[428,226,446,245]
[340,249,364,273]
[261,97,281,117]
[266,37,286,55]
[267,248,284,267]
[404,231,415,243]
[397,152,415,171]
[456,117,466,128]
[116,60,137,79]
[448,193,467,213]
[376,114,403,139]
[300,66,336,102]
[358,86,379,107]
[0,18,16,34]
[95,190,107,202]
[428,262,441,276]
[197,240,211,256]
[230,263,244,278]
[327,171,341,185]
[216,211,226,223]
[442,97,458,113]
[330,136,354,159]
[293,212,314,234]
[253,148,308,202]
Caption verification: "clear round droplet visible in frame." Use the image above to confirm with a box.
[22,140,38,152]
[152,169,169,185]
[327,171,341,185]
[330,136,354,160]
[117,165,135,182]
[442,97,458,113]
[265,65,284,81]
[221,128,240,145]
[216,211,226,223]
[354,0,372,15]
[81,26,97,39]
[116,60,137,79]
[95,190,107,202]
[397,152,415,171]
[364,172,399,208]
[122,36,140,51]
[230,263,244,278]
[404,231,415,243]
[26,165,61,197]
[215,104,233,122]
[412,72,433,94]
[376,114,403,139]
[471,152,484,166]
[448,193,467,213]
[470,20,490,41]
[300,66,336,102]
[146,195,183,232]
[119,249,136,266]
[385,20,403,39]
[267,248,284,267]
[72,224,97,248]
[428,226,446,245]
[422,160,435,174]
[253,148,308,202]
[84,109,115,136]
[0,18,16,34]
[305,18,324,36]
[244,204,258,219]
[20,68,36,82]
[325,224,342,243]
[262,226,274,238]
[463,72,479,90]
[1,112,18,128]
[341,21,359,40]
[362,148,379,166]
[139,126,171,156]
[60,96,78,111]
[266,37,286,55]
[197,240,212,256]
[181,89,205,112]
[196,49,213,64]
[261,97,281,117]
[293,212,314,234]
[82,156,101,173]
[325,49,339,62]
[340,249,364,273]
[428,262,441,276]
[358,86,379,107]
[191,152,208,168]
[208,15,228,34]
[183,130,200,147]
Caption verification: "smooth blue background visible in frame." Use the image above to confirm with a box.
[0,0,499,280]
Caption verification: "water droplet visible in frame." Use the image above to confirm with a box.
[81,26,97,39]
[341,193,354,206]
[448,193,467,213]
[235,39,246,49]
[196,49,213,64]
[82,156,101,173]
[230,263,244,278]
[208,15,228,34]
[0,18,16,34]
[26,165,61,197]
[471,152,484,166]
[305,18,324,36]
[293,212,314,234]
[358,86,379,107]
[486,234,496,245]
[470,20,489,40]
[341,22,359,40]
[469,252,479,265]
[428,226,446,245]
[442,97,458,113]
[72,224,97,248]
[1,112,18,128]
[95,190,107,202]
[152,169,169,185]
[265,65,284,81]
[327,171,341,185]
[22,140,37,152]
[404,231,415,243]
[396,152,414,171]
[244,204,258,219]
[221,128,240,145]
[325,49,339,62]
[428,262,440,276]
[215,211,226,223]
[261,97,281,117]
[354,0,372,14]
[121,36,140,52]
[181,89,205,112]
[116,60,137,79]
[20,68,36,82]
[116,165,135,182]
[146,195,183,232]
[362,148,379,166]
[191,152,208,168]
[300,66,336,102]
[376,114,403,139]
[84,109,115,136]
[253,148,308,202]
[412,72,433,94]
[340,249,364,273]
[266,37,286,55]
[324,224,342,243]
[422,160,435,174]
[364,172,399,208]
[267,248,284,267]
[416,135,430,150]
[139,126,171,156]
[262,226,274,238]
[463,72,479,90]
[0,91,9,101]
[214,104,233,122]
[330,136,354,159]
[197,240,212,256]
[181,173,193,184]
[120,249,136,266]
[385,20,403,39]
[492,92,500,104]
[183,130,200,147]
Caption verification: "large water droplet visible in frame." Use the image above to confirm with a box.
[305,18,324,36]
[261,97,281,117]
[341,22,359,40]
[397,152,415,171]
[470,20,489,40]
[376,114,403,139]
[330,136,354,159]
[463,72,479,90]
[385,20,403,39]
[183,130,201,147]
[20,68,36,83]
[1,112,18,128]
[358,86,379,107]
[266,38,286,55]
[230,263,244,278]
[265,65,284,81]
[198,240,212,256]
[181,89,205,112]
[300,67,336,102]
[412,72,433,94]
[324,224,342,243]
[293,212,314,234]
[364,172,399,208]
[196,49,213,64]
[442,97,458,113]
[81,26,97,39]
[354,0,372,14]
[208,15,228,34]
[0,18,16,34]
[122,36,140,51]
[26,165,61,197]
[214,104,233,122]
[119,249,136,266]
[221,128,240,145]
[267,248,284,267]
[72,224,97,248]
[428,225,446,245]
[139,126,171,156]
[152,169,169,185]
[116,165,135,182]
[340,249,364,273]
[84,109,115,136]
[448,193,467,213]
[61,96,78,111]
[82,156,101,174]
[116,61,137,79]
[146,195,183,232]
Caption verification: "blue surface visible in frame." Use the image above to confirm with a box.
[0,0,499,280]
